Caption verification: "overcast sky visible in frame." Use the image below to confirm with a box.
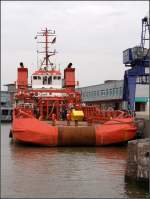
[1,1,149,90]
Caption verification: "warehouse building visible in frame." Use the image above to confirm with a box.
[78,80,149,119]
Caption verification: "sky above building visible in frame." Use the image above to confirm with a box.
[1,1,149,90]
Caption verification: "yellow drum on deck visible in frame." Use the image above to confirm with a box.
[71,109,84,121]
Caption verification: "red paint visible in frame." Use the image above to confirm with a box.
[32,69,61,75]
[13,110,58,146]
[17,67,28,91]
[12,109,137,146]
[64,67,75,88]
[95,117,137,146]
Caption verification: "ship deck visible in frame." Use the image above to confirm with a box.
[46,120,100,127]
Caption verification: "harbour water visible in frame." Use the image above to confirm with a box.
[1,123,149,198]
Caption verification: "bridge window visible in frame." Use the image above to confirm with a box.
[53,76,61,80]
[43,76,47,85]
[48,76,52,84]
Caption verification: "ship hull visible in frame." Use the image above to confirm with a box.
[12,112,137,146]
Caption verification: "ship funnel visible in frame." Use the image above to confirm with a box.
[64,63,75,89]
[17,63,28,91]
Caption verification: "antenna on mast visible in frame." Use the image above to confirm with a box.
[35,28,56,70]
[36,50,39,69]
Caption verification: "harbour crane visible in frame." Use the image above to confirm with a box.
[122,16,150,112]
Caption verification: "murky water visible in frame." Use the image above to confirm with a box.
[1,123,149,198]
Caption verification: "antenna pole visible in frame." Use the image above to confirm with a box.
[45,28,48,69]
[35,28,56,70]
[37,50,39,69]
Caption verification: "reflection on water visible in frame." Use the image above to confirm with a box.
[1,123,149,198]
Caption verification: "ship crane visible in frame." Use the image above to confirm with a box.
[122,16,150,112]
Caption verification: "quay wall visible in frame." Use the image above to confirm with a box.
[135,117,149,138]
[125,138,149,187]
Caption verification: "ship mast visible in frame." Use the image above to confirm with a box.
[35,28,56,70]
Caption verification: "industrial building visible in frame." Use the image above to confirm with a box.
[1,83,16,121]
[78,80,149,119]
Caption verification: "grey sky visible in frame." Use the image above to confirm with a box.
[1,1,149,90]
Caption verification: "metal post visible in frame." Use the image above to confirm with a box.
[45,28,48,69]
[75,120,78,126]
[46,100,48,119]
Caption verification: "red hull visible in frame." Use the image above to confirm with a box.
[12,111,137,146]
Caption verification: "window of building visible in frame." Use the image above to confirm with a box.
[109,89,112,96]
[113,88,115,96]
[119,87,122,95]
[106,89,108,96]
[94,91,96,97]
[53,76,57,80]
[33,76,37,80]
[38,76,41,80]
[101,90,105,96]
[135,102,146,112]
[116,88,118,95]
[58,76,61,80]
[2,109,8,115]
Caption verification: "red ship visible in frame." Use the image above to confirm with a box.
[10,28,137,146]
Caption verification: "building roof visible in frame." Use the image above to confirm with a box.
[78,80,123,89]
[32,69,61,76]
[4,83,16,86]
